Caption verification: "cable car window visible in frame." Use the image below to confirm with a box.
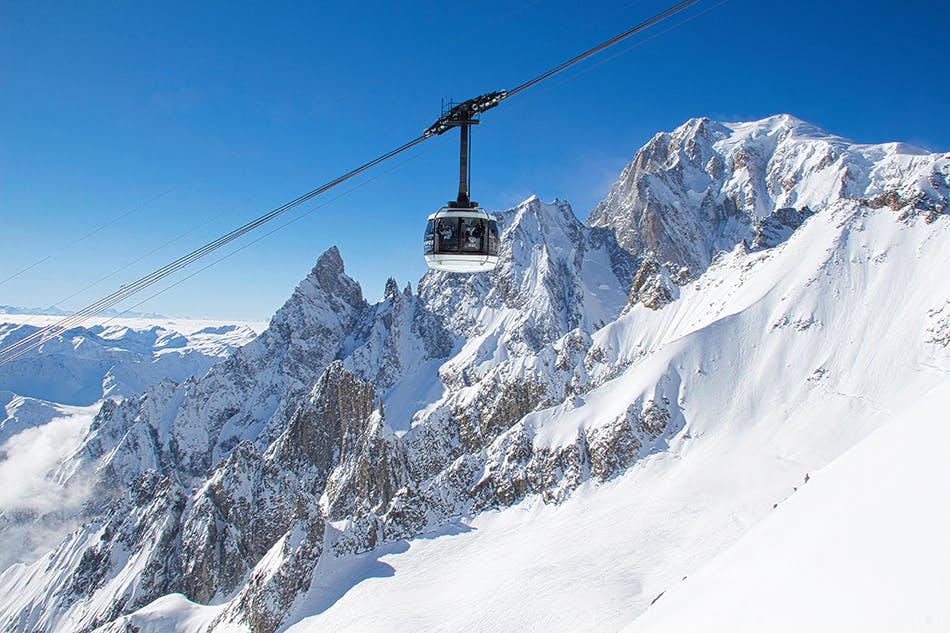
[436,218,459,252]
[487,220,499,256]
[460,218,485,253]
[424,220,436,254]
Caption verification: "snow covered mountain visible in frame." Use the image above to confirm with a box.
[591,114,948,306]
[0,319,260,573]
[0,306,167,319]
[0,320,260,406]
[0,317,260,461]
[0,115,947,633]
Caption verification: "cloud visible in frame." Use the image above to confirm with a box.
[0,411,96,568]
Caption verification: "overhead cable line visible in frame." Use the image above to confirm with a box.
[111,146,434,329]
[0,135,427,366]
[506,0,700,99]
[0,0,702,368]
[0,188,173,289]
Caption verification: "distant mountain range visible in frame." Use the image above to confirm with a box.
[0,305,167,319]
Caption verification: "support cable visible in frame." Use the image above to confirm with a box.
[506,0,699,98]
[0,136,426,365]
[0,0,704,367]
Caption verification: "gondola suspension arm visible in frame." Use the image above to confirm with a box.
[0,0,703,367]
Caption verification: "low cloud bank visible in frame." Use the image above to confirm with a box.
[0,411,95,569]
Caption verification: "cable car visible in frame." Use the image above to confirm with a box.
[423,94,505,273]
[424,206,499,272]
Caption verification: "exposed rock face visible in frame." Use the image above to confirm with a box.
[590,114,949,276]
[628,259,681,310]
[751,206,814,249]
[1,116,947,633]
[208,362,384,631]
[474,388,681,506]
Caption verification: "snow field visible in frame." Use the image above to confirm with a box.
[623,383,950,633]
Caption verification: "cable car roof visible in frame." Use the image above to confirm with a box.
[427,207,498,221]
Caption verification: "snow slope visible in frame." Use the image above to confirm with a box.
[273,199,949,632]
[624,383,950,633]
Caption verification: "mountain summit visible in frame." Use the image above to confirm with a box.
[590,114,948,274]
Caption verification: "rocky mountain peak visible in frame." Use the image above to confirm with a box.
[589,115,948,277]
[270,246,365,335]
[508,195,582,242]
[63,248,372,487]
[313,243,344,276]
[383,277,401,301]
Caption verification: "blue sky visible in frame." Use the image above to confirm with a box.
[2,0,948,321]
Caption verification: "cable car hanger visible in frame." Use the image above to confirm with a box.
[0,0,703,367]
[422,95,503,272]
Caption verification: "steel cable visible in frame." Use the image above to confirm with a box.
[506,0,699,99]
[0,136,427,365]
[0,0,706,367]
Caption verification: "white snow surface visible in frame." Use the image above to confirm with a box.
[1,115,948,632]
[622,383,950,633]
[95,594,227,633]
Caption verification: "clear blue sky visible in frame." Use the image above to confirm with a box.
[2,0,948,321]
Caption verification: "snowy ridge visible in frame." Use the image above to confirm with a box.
[590,114,949,277]
[0,306,167,319]
[0,320,258,406]
[1,391,77,447]
[0,115,947,632]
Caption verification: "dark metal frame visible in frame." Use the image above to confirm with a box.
[424,216,499,256]
[424,92,506,209]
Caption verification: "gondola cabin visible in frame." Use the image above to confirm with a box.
[424,206,499,272]
[422,95,504,273]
